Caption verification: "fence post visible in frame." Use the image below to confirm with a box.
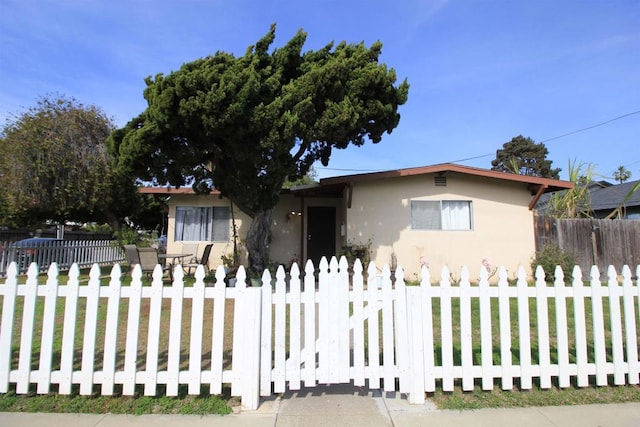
[241,286,263,410]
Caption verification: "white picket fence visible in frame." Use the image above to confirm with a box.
[0,257,639,410]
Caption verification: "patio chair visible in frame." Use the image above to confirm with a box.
[137,247,172,281]
[185,243,213,275]
[124,244,140,272]
[179,242,199,264]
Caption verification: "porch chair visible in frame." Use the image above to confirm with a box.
[179,242,199,264]
[124,244,140,272]
[185,243,213,275]
[137,247,173,281]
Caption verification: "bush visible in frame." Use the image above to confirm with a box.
[531,244,576,282]
[112,227,141,248]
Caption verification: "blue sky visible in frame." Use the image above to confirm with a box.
[1,0,638,181]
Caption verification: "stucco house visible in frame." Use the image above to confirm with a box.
[141,163,573,280]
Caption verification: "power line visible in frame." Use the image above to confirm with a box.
[538,110,640,144]
[319,109,640,173]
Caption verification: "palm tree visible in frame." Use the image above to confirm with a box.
[613,165,632,183]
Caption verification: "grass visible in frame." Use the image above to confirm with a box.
[0,385,233,415]
[431,381,640,410]
[1,267,639,413]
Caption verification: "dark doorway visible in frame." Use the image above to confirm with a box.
[306,206,336,266]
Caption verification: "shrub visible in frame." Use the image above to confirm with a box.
[112,227,142,248]
[531,244,576,282]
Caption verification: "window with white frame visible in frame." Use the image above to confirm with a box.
[411,200,472,230]
[174,206,230,241]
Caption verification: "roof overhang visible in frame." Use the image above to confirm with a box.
[320,163,573,210]
[138,186,215,195]
[137,163,574,210]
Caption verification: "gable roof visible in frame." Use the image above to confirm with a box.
[321,163,572,192]
[139,163,574,209]
[320,163,573,211]
[590,179,640,211]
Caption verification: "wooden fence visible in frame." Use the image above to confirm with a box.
[534,216,640,276]
[0,257,639,410]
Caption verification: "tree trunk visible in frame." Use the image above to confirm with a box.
[245,208,273,275]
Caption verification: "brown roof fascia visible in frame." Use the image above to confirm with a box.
[138,186,220,195]
[320,163,573,193]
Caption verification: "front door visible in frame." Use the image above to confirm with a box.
[306,206,336,266]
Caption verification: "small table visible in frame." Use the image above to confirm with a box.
[159,253,192,268]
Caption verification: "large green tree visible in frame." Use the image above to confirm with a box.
[109,25,409,272]
[0,95,119,228]
[491,135,560,179]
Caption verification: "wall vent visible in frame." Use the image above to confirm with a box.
[434,176,447,186]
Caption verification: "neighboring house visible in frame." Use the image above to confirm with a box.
[535,179,640,219]
[140,163,572,279]
[534,180,612,216]
[589,179,640,219]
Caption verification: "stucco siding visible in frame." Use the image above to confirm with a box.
[345,173,536,280]
[166,193,304,271]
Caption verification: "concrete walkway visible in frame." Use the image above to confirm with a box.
[2,384,640,426]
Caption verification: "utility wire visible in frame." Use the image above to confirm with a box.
[319,109,640,173]
[538,110,640,144]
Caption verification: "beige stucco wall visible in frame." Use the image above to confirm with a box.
[166,193,304,271]
[343,173,537,281]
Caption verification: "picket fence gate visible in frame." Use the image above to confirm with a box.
[0,257,639,410]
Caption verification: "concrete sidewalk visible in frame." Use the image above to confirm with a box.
[2,384,640,426]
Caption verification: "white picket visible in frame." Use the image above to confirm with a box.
[352,260,365,386]
[166,268,185,396]
[420,266,436,392]
[326,257,340,383]
[241,286,262,410]
[366,262,381,389]
[287,264,302,390]
[516,266,533,389]
[590,266,608,386]
[622,266,639,384]
[552,266,571,388]
[459,267,473,391]
[337,256,350,383]
[101,264,122,395]
[478,266,494,390]
[536,266,551,389]
[302,260,316,387]
[273,268,286,393]
[143,266,165,396]
[79,264,101,395]
[394,267,410,394]
[122,266,143,395]
[231,267,248,397]
[188,267,205,395]
[37,264,60,394]
[381,264,395,391]
[497,267,513,390]
[59,264,80,394]
[210,266,227,395]
[0,263,19,393]
[607,266,626,385]
[16,263,38,393]
[440,266,454,391]
[317,257,329,383]
[406,285,425,404]
[572,267,590,387]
